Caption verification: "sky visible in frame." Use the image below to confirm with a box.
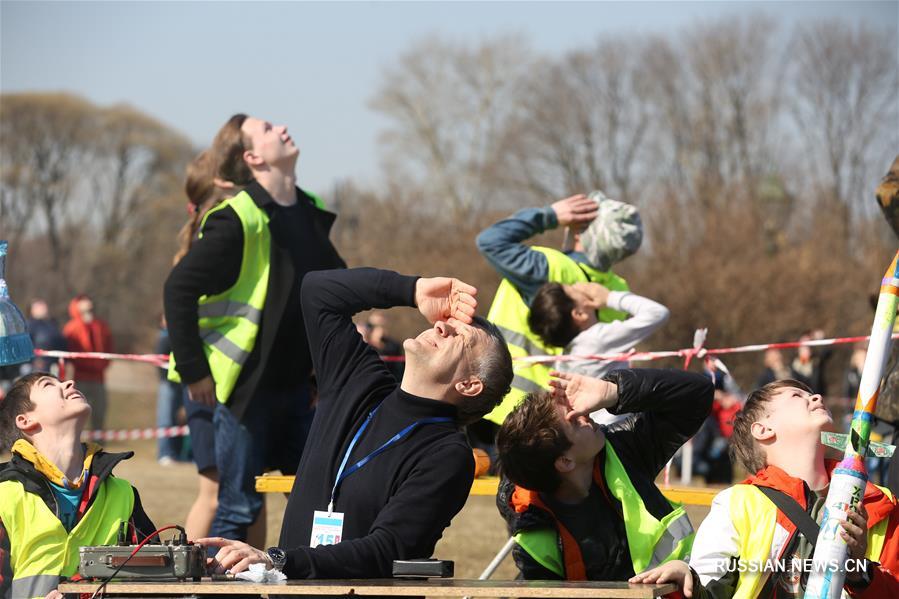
[2,1,896,194]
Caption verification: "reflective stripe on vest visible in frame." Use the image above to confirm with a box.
[200,330,252,365]
[197,300,263,323]
[514,441,692,579]
[0,476,135,598]
[167,190,271,404]
[495,324,545,356]
[727,484,892,599]
[11,574,61,598]
[603,441,693,573]
[483,247,629,424]
[511,375,543,395]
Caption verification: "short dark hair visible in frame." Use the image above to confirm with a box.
[456,316,514,425]
[497,390,572,493]
[0,372,43,452]
[730,379,813,473]
[528,283,579,347]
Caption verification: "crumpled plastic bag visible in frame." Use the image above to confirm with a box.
[234,562,287,583]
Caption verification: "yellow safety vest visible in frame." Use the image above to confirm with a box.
[0,476,134,599]
[514,442,693,579]
[726,484,890,599]
[484,246,629,424]
[167,191,271,403]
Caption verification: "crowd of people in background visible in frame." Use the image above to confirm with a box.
[1,295,113,434]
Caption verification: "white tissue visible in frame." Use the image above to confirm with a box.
[234,562,287,583]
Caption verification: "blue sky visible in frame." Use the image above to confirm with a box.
[2,1,896,194]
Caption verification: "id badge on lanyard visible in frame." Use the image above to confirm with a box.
[311,403,452,547]
[311,510,345,547]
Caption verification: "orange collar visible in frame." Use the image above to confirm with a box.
[745,461,895,526]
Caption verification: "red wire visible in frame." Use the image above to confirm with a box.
[126,524,182,558]
[89,525,187,599]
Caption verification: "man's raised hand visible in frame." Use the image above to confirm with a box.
[415,277,478,325]
[551,194,599,230]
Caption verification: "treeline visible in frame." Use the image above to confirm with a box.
[1,15,896,389]
[1,93,194,347]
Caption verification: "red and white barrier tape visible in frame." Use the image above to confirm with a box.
[34,349,406,366]
[81,425,190,441]
[520,333,895,366]
[35,349,169,367]
[35,332,890,369]
[38,332,891,442]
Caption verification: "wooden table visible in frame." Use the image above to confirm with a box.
[256,475,718,506]
[59,578,676,597]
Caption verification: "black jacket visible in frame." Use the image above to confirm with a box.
[0,448,157,597]
[163,182,345,420]
[278,268,475,579]
[497,368,714,580]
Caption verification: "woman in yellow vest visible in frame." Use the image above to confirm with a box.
[163,114,345,548]
[496,368,712,580]
[0,373,156,599]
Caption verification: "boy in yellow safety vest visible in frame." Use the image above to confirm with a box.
[0,372,156,599]
[631,379,899,598]
[496,368,712,581]
[474,192,642,433]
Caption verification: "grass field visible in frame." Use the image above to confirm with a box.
[7,361,713,579]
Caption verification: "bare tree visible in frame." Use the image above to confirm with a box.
[688,16,780,190]
[80,103,193,315]
[87,104,193,246]
[0,92,193,348]
[639,16,782,212]
[640,35,695,197]
[788,21,899,227]
[0,164,36,248]
[370,35,533,214]
[0,93,96,291]
[507,36,653,206]
[502,58,586,200]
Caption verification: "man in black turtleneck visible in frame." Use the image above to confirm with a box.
[199,267,513,578]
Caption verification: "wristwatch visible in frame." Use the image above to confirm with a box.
[266,547,287,571]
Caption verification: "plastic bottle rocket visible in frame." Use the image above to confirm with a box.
[0,240,34,366]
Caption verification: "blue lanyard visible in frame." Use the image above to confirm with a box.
[328,403,453,513]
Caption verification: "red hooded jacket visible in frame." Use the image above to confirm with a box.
[62,295,113,382]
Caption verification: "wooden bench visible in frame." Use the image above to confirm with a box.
[59,578,676,597]
[256,475,718,506]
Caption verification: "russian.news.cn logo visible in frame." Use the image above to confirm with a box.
[715,558,867,574]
